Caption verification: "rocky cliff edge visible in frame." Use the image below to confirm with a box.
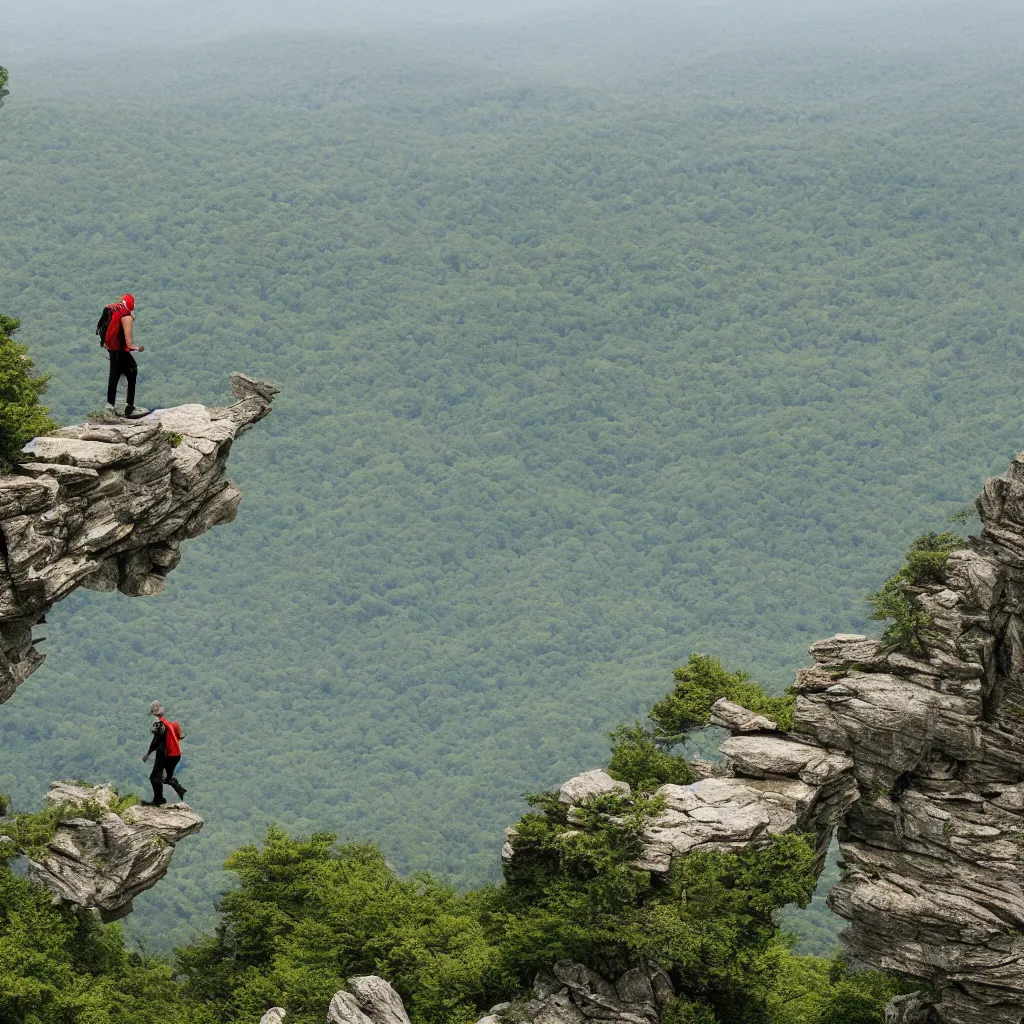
[0,373,278,704]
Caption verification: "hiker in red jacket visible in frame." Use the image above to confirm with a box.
[142,700,187,806]
[102,293,148,418]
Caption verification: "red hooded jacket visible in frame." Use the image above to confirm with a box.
[103,294,135,351]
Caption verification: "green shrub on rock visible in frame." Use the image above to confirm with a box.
[607,724,696,790]
[649,654,796,736]
[868,531,967,653]
[0,315,56,472]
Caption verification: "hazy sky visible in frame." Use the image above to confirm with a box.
[2,0,613,58]
[0,0,978,61]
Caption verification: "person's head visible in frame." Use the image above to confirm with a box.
[122,293,135,314]
[149,700,163,717]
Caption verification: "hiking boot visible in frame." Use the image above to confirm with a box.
[153,797,167,807]
[124,405,150,419]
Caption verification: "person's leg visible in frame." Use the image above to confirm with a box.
[163,755,185,798]
[123,354,138,410]
[106,352,122,406]
[149,759,166,804]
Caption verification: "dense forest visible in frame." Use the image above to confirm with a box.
[2,0,1024,963]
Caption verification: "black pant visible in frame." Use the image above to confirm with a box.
[107,350,137,408]
[150,755,184,803]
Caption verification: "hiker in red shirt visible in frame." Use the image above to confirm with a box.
[101,293,148,418]
[142,700,187,806]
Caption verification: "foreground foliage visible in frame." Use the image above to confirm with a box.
[0,674,903,1022]
[0,866,196,1024]
[650,655,797,736]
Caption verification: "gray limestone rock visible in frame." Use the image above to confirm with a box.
[473,963,670,1024]
[19,780,202,922]
[558,769,630,805]
[345,977,412,1024]
[260,1011,287,1024]
[885,993,935,1023]
[0,374,276,704]
[508,743,857,881]
[709,697,779,733]
[327,993,375,1024]
[328,977,413,1024]
[785,445,1024,1022]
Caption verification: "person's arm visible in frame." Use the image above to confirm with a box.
[122,315,144,353]
[142,723,163,761]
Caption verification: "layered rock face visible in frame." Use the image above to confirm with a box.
[16,781,202,922]
[795,459,1024,1024]
[0,373,277,704]
[492,961,676,1024]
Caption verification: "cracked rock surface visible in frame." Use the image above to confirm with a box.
[799,478,1024,1024]
[328,976,412,1024]
[18,781,202,922]
[0,373,277,704]
[500,961,675,1024]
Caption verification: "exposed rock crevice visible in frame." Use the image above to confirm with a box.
[0,373,277,703]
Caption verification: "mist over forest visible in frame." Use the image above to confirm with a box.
[2,0,1024,968]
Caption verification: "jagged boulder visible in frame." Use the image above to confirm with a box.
[322,965,672,1024]
[328,976,411,1024]
[17,780,202,922]
[0,373,277,704]
[500,446,1024,1022]
[886,993,935,1023]
[477,962,674,1023]
[259,1011,286,1024]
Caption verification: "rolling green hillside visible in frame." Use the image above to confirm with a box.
[2,7,1024,952]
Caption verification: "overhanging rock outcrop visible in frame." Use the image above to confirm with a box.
[10,780,203,922]
[0,373,277,703]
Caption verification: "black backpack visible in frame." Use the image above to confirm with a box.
[96,305,114,346]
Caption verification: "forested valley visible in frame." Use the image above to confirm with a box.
[1,0,1023,982]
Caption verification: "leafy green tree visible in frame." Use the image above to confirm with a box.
[649,655,797,737]
[767,955,908,1024]
[175,827,501,1024]
[0,66,8,108]
[0,863,197,1024]
[607,724,696,790]
[0,316,55,472]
